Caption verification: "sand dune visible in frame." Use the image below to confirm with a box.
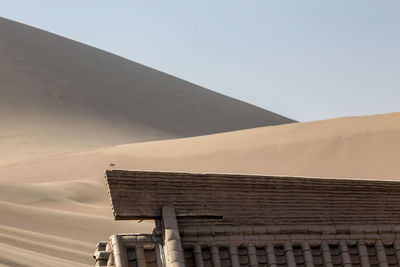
[0,243,88,267]
[0,199,154,265]
[0,16,293,165]
[0,112,399,265]
[0,224,90,266]
[2,112,399,183]
[1,16,293,266]
[1,16,398,267]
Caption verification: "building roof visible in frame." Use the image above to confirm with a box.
[95,225,400,267]
[95,170,400,267]
[105,170,400,226]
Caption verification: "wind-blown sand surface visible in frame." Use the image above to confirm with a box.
[0,112,399,265]
[0,16,293,165]
[0,16,296,266]
[1,16,399,267]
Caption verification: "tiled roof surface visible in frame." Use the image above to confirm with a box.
[94,234,161,267]
[96,170,400,266]
[106,170,400,226]
[178,225,400,267]
[95,225,400,267]
[182,240,400,267]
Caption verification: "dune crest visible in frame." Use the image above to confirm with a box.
[2,112,399,183]
[0,16,293,165]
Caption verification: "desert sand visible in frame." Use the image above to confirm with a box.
[0,16,294,266]
[0,16,293,165]
[1,112,399,265]
[1,16,399,267]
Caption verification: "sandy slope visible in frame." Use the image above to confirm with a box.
[0,112,399,265]
[2,112,399,183]
[1,16,398,267]
[0,16,293,165]
[0,17,295,266]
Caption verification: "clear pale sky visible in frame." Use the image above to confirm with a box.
[1,1,399,121]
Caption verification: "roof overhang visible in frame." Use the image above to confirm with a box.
[105,169,400,226]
